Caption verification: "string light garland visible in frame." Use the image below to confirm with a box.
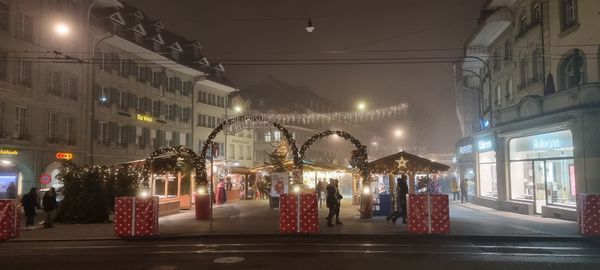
[239,103,408,125]
[299,130,369,184]
[198,115,302,187]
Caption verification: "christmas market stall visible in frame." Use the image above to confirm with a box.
[365,151,450,216]
[126,149,198,216]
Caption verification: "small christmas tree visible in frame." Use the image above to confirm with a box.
[416,176,440,193]
[266,140,289,172]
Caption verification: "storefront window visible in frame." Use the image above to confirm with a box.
[478,151,497,198]
[546,159,576,206]
[509,130,575,206]
[510,161,534,201]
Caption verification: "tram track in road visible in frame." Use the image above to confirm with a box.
[2,238,600,260]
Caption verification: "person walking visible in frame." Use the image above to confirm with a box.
[387,175,409,224]
[451,178,460,201]
[460,178,469,203]
[42,187,58,228]
[326,179,343,227]
[22,187,41,229]
[7,182,17,199]
[315,180,324,208]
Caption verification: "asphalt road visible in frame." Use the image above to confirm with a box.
[2,235,599,270]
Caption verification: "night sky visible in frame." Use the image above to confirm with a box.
[124,0,486,153]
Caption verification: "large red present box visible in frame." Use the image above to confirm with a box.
[577,194,600,236]
[407,193,450,234]
[114,196,159,237]
[0,199,20,240]
[279,194,319,233]
[195,194,210,220]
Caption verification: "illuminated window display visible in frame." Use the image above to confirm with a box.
[478,151,497,198]
[509,130,575,213]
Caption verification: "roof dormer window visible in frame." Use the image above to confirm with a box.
[199,57,210,66]
[134,10,144,21]
[170,42,183,60]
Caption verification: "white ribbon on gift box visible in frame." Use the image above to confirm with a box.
[131,198,136,236]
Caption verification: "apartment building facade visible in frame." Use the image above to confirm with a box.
[455,0,600,220]
[0,0,236,198]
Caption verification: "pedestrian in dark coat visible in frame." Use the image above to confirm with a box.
[326,179,343,227]
[387,176,409,224]
[22,187,41,228]
[7,182,17,199]
[42,187,58,228]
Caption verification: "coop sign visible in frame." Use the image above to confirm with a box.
[136,114,153,123]
[458,144,472,155]
[0,149,18,156]
[55,152,74,160]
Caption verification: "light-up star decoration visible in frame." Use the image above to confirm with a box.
[396,156,408,169]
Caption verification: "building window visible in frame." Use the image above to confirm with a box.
[273,131,281,141]
[492,48,501,70]
[504,40,512,62]
[0,2,8,32]
[264,131,271,142]
[509,130,575,212]
[505,78,514,101]
[99,121,109,146]
[519,56,529,89]
[48,113,58,142]
[0,51,6,81]
[65,116,75,145]
[532,3,542,24]
[532,49,543,82]
[520,16,528,33]
[118,58,127,78]
[246,145,251,160]
[229,144,235,159]
[559,49,585,90]
[66,75,78,100]
[18,60,32,87]
[560,0,577,31]
[20,13,33,42]
[49,71,62,96]
[15,106,27,139]
[495,85,502,106]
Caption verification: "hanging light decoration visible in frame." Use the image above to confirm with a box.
[306,18,315,33]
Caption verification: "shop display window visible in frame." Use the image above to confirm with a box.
[478,151,497,198]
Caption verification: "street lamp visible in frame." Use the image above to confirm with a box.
[394,129,403,138]
[357,101,366,111]
[54,22,71,36]
[234,105,242,113]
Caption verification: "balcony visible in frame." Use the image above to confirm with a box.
[495,83,600,125]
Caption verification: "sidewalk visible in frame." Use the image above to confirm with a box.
[9,197,581,241]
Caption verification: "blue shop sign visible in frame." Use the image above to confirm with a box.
[476,135,496,152]
[456,137,474,156]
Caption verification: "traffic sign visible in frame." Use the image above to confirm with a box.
[40,173,51,185]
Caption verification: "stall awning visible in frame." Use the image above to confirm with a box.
[368,151,450,175]
[251,160,351,173]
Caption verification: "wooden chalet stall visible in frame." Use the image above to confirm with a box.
[365,151,450,216]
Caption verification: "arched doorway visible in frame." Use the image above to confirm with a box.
[197,115,301,189]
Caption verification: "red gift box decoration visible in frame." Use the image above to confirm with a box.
[0,199,20,240]
[407,194,450,234]
[577,194,600,236]
[279,194,319,233]
[195,194,210,220]
[114,196,159,237]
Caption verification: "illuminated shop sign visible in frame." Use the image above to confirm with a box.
[477,135,496,152]
[528,130,573,151]
[136,114,153,122]
[55,152,74,160]
[0,149,18,156]
[458,144,473,155]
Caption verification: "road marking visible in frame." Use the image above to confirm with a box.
[214,256,245,264]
